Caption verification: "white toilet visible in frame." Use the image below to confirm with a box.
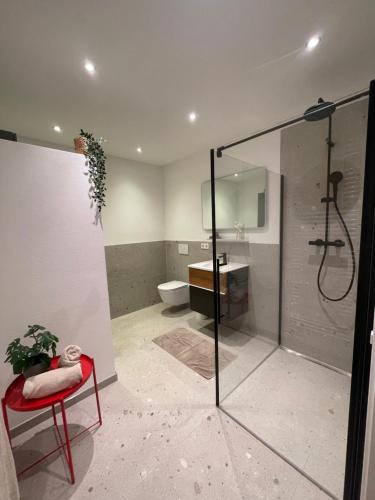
[158,281,189,306]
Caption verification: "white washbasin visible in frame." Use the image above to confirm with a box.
[188,260,248,273]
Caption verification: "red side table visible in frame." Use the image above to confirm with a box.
[1,354,102,484]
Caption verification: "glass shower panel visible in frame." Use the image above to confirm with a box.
[214,98,369,500]
[213,133,281,403]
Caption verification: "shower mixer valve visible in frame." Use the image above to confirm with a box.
[308,239,345,248]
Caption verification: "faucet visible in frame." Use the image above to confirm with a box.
[217,252,227,266]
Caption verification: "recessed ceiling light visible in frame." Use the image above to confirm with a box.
[306,36,321,51]
[84,60,96,74]
[137,147,142,153]
[188,111,198,123]
[234,173,239,177]
[53,125,62,133]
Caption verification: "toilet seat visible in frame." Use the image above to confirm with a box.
[158,280,187,291]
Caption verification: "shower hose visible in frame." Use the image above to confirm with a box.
[317,200,356,302]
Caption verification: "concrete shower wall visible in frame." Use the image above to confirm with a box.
[280,99,368,371]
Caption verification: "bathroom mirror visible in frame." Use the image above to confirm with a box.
[201,166,267,230]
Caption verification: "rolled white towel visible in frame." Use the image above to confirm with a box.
[23,363,82,399]
[58,345,82,367]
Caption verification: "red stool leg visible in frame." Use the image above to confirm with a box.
[52,404,57,428]
[1,398,11,445]
[92,359,102,426]
[60,399,75,484]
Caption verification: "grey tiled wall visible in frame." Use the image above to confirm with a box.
[105,238,280,342]
[217,241,280,343]
[165,240,211,282]
[165,239,279,342]
[105,240,211,318]
[280,99,368,371]
[105,241,166,318]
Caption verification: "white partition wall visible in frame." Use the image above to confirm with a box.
[0,140,115,427]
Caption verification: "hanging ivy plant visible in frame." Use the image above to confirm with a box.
[79,129,107,214]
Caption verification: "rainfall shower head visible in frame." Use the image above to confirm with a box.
[303,98,336,121]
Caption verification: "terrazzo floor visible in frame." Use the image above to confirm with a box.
[221,349,351,499]
[14,303,331,500]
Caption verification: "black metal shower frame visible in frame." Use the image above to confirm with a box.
[210,80,375,500]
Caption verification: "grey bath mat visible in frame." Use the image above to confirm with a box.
[153,327,236,379]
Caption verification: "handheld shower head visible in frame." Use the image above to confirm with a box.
[329,171,343,201]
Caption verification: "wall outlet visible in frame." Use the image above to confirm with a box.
[178,243,189,255]
[201,242,210,250]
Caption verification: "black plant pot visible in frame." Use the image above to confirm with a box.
[23,360,50,379]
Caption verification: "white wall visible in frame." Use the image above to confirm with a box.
[19,138,165,247]
[102,156,164,246]
[163,132,281,243]
[0,140,115,426]
[163,150,211,241]
[19,135,281,246]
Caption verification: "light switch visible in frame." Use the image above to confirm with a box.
[178,243,189,255]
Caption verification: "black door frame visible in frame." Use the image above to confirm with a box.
[210,80,375,500]
[343,80,375,500]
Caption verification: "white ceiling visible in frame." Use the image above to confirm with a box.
[0,0,374,165]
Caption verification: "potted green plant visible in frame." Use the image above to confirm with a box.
[5,325,59,378]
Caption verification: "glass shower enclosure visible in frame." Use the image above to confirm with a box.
[210,81,375,500]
